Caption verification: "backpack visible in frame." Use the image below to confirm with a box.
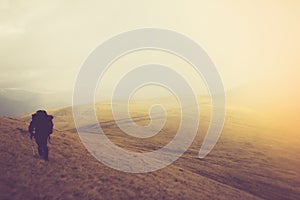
[29,110,54,139]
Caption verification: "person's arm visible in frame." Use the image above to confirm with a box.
[28,120,35,139]
[48,115,54,134]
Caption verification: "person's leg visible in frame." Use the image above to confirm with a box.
[36,134,49,160]
[38,145,44,156]
[40,136,49,161]
[35,136,44,156]
[43,146,49,161]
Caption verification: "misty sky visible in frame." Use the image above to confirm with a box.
[1,0,300,100]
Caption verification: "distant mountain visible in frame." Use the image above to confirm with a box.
[0,88,71,117]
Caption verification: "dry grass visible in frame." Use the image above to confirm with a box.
[1,98,299,199]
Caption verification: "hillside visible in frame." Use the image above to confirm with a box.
[0,116,260,200]
[1,99,300,199]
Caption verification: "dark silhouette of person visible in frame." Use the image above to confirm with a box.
[28,110,53,161]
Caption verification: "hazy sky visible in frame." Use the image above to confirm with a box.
[1,0,299,100]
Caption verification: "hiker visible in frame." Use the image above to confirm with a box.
[28,110,53,161]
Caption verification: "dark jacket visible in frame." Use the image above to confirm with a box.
[28,111,53,140]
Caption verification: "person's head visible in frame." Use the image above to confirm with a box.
[36,110,47,115]
[34,110,48,119]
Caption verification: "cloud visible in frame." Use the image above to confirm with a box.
[0,24,25,36]
[0,0,299,99]
[0,0,10,10]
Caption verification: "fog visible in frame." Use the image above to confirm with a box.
[0,0,299,113]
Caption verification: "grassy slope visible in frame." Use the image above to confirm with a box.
[2,98,300,199]
[0,116,262,200]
